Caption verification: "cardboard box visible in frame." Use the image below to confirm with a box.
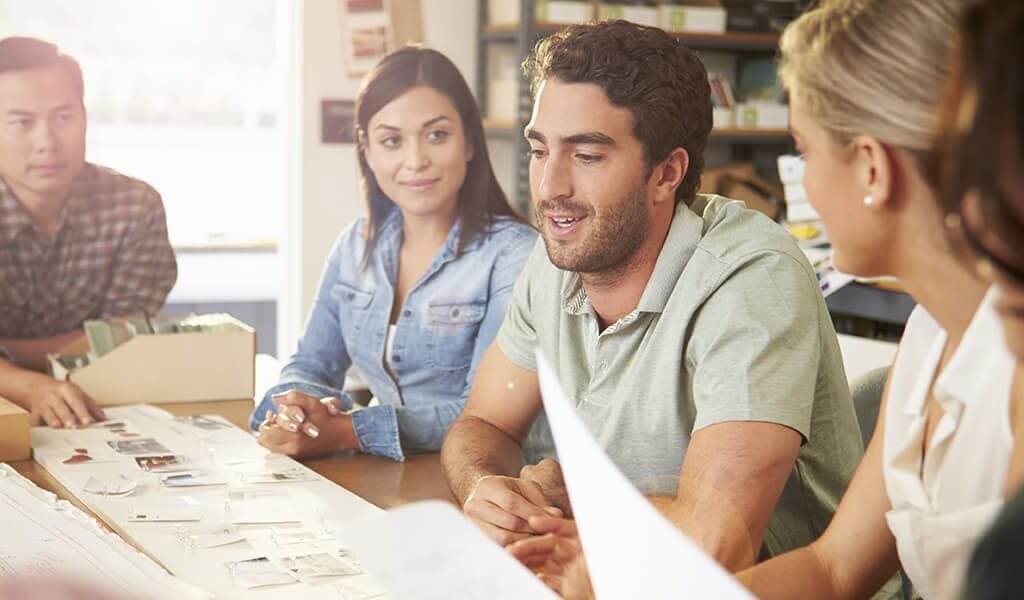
[536,1,595,24]
[737,102,789,129]
[712,106,735,129]
[487,0,521,25]
[701,162,784,220]
[660,3,727,33]
[49,316,255,407]
[0,397,30,462]
[598,4,660,26]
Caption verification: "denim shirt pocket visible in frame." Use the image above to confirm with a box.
[330,282,375,359]
[425,300,486,370]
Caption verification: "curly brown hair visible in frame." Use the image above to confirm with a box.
[522,20,712,206]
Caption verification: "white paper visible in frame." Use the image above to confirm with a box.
[340,501,559,600]
[31,404,384,599]
[0,464,208,599]
[536,350,755,600]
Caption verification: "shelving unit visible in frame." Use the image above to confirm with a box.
[476,0,793,210]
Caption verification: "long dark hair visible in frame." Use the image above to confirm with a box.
[932,0,1024,272]
[354,46,521,261]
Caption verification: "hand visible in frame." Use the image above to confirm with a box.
[256,391,353,458]
[463,475,564,545]
[520,458,572,517]
[559,555,596,600]
[506,515,583,591]
[27,379,105,428]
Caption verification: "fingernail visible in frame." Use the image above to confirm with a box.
[544,507,562,516]
[304,424,320,439]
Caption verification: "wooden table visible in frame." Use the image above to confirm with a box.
[10,399,456,526]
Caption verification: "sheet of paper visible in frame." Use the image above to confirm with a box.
[30,404,386,599]
[340,501,559,600]
[536,350,755,600]
[0,464,208,599]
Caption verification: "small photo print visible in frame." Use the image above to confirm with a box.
[90,419,129,430]
[159,471,227,488]
[226,556,296,590]
[107,438,171,456]
[135,454,190,473]
[281,552,362,578]
[175,415,231,431]
[242,469,315,484]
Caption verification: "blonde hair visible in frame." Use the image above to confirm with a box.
[779,0,962,153]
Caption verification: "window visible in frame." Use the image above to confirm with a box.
[0,0,290,247]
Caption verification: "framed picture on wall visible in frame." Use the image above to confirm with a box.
[339,0,423,76]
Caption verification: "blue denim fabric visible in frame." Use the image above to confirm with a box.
[251,208,536,461]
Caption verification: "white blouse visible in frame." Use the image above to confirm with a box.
[883,287,1016,600]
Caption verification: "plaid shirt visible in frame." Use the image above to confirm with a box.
[0,163,177,339]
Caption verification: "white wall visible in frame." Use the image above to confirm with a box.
[281,0,479,355]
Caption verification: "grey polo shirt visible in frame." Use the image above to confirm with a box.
[497,194,863,558]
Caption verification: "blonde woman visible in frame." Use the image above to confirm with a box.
[736,1,1024,598]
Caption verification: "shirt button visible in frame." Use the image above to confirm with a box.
[346,292,355,300]
[393,355,401,363]
[451,308,461,318]
[403,309,411,318]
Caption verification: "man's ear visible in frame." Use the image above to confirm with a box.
[652,147,689,206]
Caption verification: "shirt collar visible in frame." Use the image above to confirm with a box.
[0,164,97,245]
[635,197,705,313]
[930,286,1015,414]
[376,203,471,261]
[559,196,706,316]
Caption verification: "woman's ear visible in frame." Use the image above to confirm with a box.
[851,135,895,210]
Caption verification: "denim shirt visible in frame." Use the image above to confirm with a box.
[251,208,536,461]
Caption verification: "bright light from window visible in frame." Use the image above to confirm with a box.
[0,0,288,248]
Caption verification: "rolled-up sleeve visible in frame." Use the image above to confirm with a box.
[249,236,355,430]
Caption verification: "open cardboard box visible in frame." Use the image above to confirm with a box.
[48,315,255,407]
[0,396,30,461]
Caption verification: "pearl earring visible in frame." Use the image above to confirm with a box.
[863,195,875,207]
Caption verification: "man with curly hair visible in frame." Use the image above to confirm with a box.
[441,19,860,580]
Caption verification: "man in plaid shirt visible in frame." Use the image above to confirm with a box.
[0,37,177,427]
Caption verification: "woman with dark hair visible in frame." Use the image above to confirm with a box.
[250,46,536,461]
[932,1,1024,598]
